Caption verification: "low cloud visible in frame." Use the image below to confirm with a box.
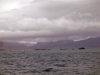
[0,17,100,42]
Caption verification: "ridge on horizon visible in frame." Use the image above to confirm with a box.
[0,37,100,50]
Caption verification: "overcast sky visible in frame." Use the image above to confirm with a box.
[0,0,100,44]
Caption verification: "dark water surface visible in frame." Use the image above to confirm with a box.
[0,49,100,75]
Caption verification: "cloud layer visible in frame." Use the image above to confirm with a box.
[0,0,100,43]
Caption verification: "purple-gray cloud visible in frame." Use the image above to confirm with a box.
[0,0,100,43]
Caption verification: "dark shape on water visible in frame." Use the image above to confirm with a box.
[60,49,67,50]
[35,49,51,50]
[43,68,53,72]
[79,47,85,50]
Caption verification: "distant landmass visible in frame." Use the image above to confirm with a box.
[0,37,100,50]
[32,37,100,49]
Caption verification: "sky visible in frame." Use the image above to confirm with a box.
[0,0,100,44]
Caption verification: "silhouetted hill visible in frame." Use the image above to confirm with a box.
[33,37,100,49]
[0,37,100,50]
